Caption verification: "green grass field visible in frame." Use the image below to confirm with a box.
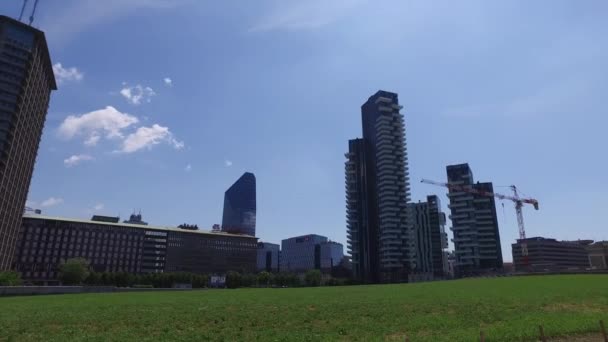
[1,275,607,341]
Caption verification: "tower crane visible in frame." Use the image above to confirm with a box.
[420,179,539,266]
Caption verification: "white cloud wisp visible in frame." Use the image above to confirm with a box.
[41,197,64,207]
[53,63,84,84]
[120,84,156,105]
[64,154,94,167]
[118,124,184,153]
[58,106,139,146]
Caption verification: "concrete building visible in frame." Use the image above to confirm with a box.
[408,195,448,279]
[222,172,256,236]
[257,242,280,272]
[0,16,56,271]
[587,241,608,269]
[280,234,343,273]
[512,237,590,272]
[446,163,502,276]
[346,90,412,283]
[13,214,257,283]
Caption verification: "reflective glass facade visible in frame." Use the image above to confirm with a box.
[221,172,256,236]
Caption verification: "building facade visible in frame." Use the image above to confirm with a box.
[320,241,344,271]
[587,241,608,269]
[346,90,412,283]
[0,16,56,271]
[446,164,503,276]
[408,195,448,278]
[512,237,589,271]
[13,215,257,283]
[257,242,280,272]
[221,172,256,236]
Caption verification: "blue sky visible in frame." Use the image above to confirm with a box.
[2,0,607,261]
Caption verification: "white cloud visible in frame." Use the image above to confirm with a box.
[163,77,173,87]
[120,84,156,105]
[52,63,84,84]
[225,160,233,167]
[25,200,37,208]
[185,164,192,172]
[118,124,184,153]
[58,106,139,146]
[64,154,94,167]
[250,0,365,32]
[93,203,104,211]
[41,197,64,207]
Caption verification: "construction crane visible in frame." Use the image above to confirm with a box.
[420,178,539,264]
[18,0,40,25]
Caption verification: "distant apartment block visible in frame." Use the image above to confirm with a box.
[409,195,448,278]
[0,16,56,271]
[257,242,280,272]
[587,241,608,269]
[280,234,343,273]
[346,90,412,284]
[221,172,256,236]
[13,214,257,283]
[446,163,502,275]
[512,237,590,271]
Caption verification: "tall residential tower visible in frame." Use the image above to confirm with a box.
[446,163,502,276]
[0,16,56,271]
[221,172,256,236]
[409,195,448,279]
[346,90,412,283]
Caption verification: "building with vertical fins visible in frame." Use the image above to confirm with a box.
[221,172,256,236]
[346,90,412,283]
[0,16,56,271]
[446,163,502,276]
[409,195,448,279]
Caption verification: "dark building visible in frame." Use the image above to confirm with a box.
[13,214,257,283]
[257,242,280,272]
[124,213,148,225]
[280,234,343,273]
[221,172,256,236]
[92,215,120,223]
[0,16,56,271]
[447,164,503,276]
[345,90,412,284]
[512,237,590,272]
[409,195,448,279]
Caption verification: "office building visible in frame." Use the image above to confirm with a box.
[124,212,148,225]
[257,242,280,272]
[409,195,448,278]
[0,16,56,271]
[280,234,343,273]
[320,241,344,271]
[345,90,412,283]
[13,214,257,283]
[587,241,608,269]
[446,163,502,276]
[512,237,590,271]
[221,172,256,236]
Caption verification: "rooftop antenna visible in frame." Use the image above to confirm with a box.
[19,0,29,22]
[28,0,40,26]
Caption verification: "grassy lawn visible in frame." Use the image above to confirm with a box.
[1,275,607,341]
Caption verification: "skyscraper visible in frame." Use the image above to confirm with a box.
[446,163,503,276]
[221,172,256,236]
[0,16,56,271]
[409,195,448,279]
[346,90,412,283]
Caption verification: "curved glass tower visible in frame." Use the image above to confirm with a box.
[221,172,256,236]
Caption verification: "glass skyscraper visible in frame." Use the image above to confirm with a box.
[0,16,56,271]
[221,172,256,236]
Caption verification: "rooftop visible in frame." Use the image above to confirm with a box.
[22,214,257,239]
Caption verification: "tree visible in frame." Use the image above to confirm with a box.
[0,271,22,286]
[226,271,242,289]
[257,271,271,287]
[305,269,322,287]
[59,258,90,285]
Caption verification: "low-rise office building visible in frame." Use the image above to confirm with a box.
[13,214,257,283]
[512,237,589,272]
[280,234,343,273]
[257,242,280,272]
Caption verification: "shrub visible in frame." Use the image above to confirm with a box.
[59,258,90,285]
[0,271,22,286]
[305,269,322,287]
